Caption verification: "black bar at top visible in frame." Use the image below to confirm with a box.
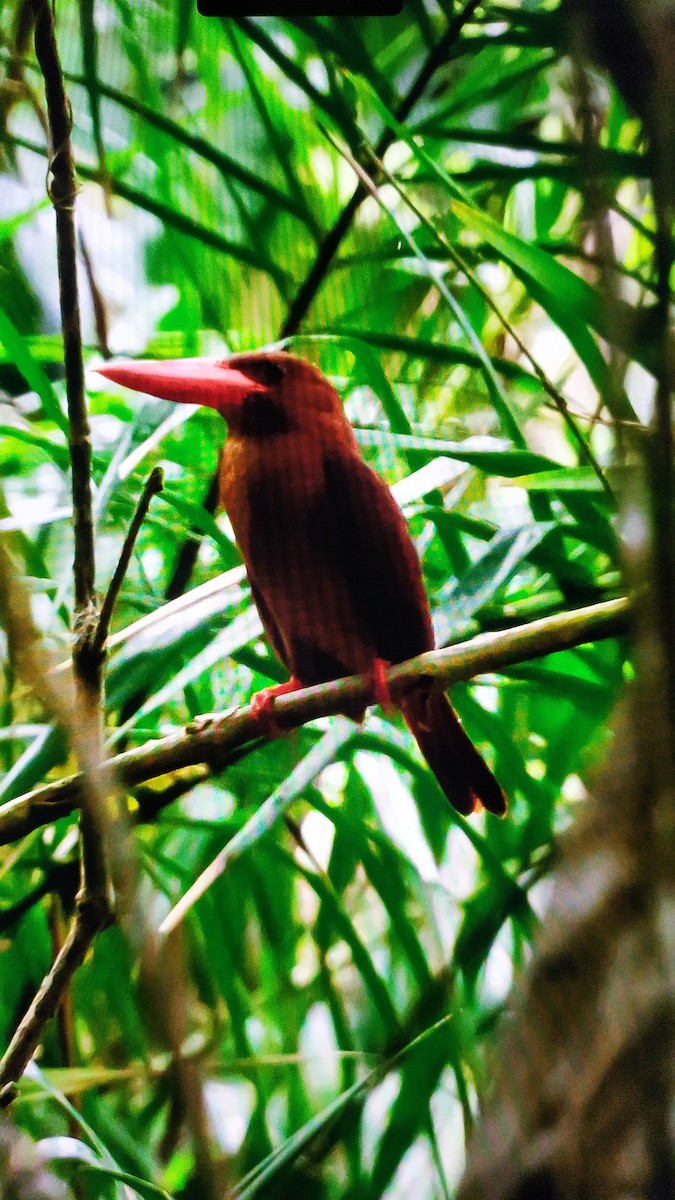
[198,1,404,14]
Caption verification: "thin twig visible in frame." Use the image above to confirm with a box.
[325,126,614,497]
[32,0,94,621]
[281,0,484,336]
[0,467,166,1099]
[0,537,112,1101]
[78,230,111,359]
[0,597,630,848]
[0,0,112,1107]
[30,0,108,897]
[16,14,224,1187]
[0,888,111,1108]
[94,467,164,654]
[142,2,484,611]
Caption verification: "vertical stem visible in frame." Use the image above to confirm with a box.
[32,0,95,619]
[31,0,108,925]
[11,20,220,1196]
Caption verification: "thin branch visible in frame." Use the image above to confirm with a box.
[0,0,113,1107]
[324,126,613,497]
[31,0,94,621]
[0,537,113,1101]
[143,2,483,610]
[78,229,111,358]
[0,890,111,1108]
[94,467,164,654]
[281,0,484,336]
[0,464,166,1098]
[0,597,630,848]
[30,0,108,901]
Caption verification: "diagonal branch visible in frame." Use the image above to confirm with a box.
[0,886,111,1106]
[281,0,484,337]
[94,467,164,654]
[0,597,630,849]
[0,535,113,1105]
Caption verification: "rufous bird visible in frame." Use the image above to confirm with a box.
[97,351,506,817]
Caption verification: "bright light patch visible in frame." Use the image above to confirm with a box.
[355,749,438,883]
[297,808,335,872]
[299,1003,339,1099]
[204,1080,254,1153]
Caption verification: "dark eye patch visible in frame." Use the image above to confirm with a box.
[239,392,290,436]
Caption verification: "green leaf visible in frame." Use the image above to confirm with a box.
[437,523,556,635]
[0,308,67,432]
[455,877,533,991]
[0,198,50,241]
[513,467,607,492]
[0,727,66,806]
[448,199,648,403]
[39,1138,173,1199]
[0,424,69,469]
[355,429,561,477]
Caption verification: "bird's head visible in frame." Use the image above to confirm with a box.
[95,351,342,438]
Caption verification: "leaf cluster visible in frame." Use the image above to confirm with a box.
[0,1,657,1196]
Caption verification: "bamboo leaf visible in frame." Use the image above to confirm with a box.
[0,308,66,432]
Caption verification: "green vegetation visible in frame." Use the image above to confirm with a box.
[0,1,659,1196]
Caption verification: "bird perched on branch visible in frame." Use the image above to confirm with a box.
[97,351,506,817]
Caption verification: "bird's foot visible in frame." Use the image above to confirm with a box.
[371,658,395,715]
[250,677,302,737]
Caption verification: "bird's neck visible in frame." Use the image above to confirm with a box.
[224,413,357,482]
[218,417,358,538]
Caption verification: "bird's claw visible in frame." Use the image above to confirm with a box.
[250,678,301,737]
[371,658,394,714]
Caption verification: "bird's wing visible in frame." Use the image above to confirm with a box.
[316,449,435,665]
[237,448,434,685]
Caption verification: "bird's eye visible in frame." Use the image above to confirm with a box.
[228,357,286,389]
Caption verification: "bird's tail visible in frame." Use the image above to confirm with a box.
[401,686,506,817]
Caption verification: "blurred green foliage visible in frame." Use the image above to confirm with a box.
[0,0,653,1195]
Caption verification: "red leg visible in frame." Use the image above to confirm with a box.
[371,658,394,714]
[250,677,302,736]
